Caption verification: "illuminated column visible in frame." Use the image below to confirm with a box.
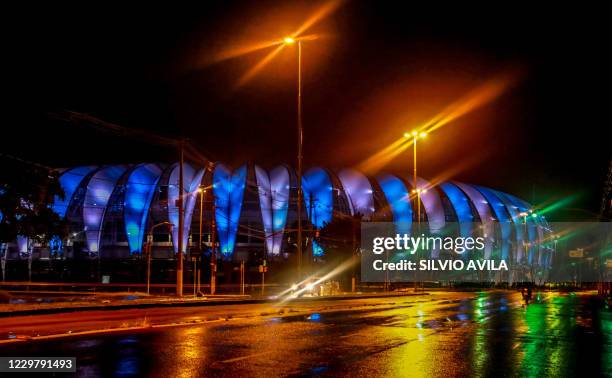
[83,165,127,254]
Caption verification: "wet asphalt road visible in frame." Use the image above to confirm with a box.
[0,291,610,377]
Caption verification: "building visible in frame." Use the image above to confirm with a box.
[1,162,555,284]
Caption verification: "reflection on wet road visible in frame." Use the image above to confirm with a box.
[0,291,610,377]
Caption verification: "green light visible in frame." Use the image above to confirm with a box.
[531,213,538,218]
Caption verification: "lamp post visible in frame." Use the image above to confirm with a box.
[210,184,217,295]
[404,131,427,224]
[283,36,305,281]
[519,211,529,264]
[196,187,206,295]
[146,221,173,295]
[196,184,214,295]
[176,141,185,297]
[404,130,427,292]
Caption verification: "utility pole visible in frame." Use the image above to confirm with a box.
[260,259,266,297]
[193,257,197,297]
[198,187,204,294]
[296,40,304,283]
[352,216,357,293]
[146,241,151,295]
[210,188,217,295]
[146,221,172,296]
[240,260,245,296]
[308,192,314,275]
[176,141,184,297]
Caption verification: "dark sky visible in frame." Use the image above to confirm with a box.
[2,1,610,217]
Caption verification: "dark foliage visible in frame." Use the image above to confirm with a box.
[0,155,68,243]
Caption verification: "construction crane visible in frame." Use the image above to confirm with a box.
[49,110,212,296]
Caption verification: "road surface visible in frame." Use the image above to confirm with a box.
[0,291,610,377]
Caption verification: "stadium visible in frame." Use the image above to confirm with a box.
[0,162,555,285]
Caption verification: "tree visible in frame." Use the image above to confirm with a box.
[316,214,362,260]
[316,214,362,290]
[0,154,68,244]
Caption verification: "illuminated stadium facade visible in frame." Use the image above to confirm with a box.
[3,162,554,282]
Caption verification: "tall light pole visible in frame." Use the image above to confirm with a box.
[198,188,205,250]
[283,36,305,280]
[176,141,185,296]
[146,221,173,295]
[210,184,217,295]
[404,130,427,292]
[196,185,214,294]
[404,131,427,223]
[196,187,206,295]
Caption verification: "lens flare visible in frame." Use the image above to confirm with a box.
[234,44,285,89]
[357,72,518,174]
[213,0,345,88]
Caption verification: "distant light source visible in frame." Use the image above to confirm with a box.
[531,213,538,218]
[283,37,296,44]
[420,132,427,138]
[411,131,418,137]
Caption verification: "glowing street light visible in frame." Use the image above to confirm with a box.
[283,35,309,281]
[404,131,428,224]
[405,130,428,294]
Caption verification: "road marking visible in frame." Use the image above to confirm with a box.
[339,332,367,338]
[217,351,272,364]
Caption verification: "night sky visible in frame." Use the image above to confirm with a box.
[3,2,610,218]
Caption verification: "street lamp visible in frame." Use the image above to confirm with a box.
[284,35,306,281]
[196,187,206,296]
[146,221,174,295]
[195,185,214,295]
[232,33,313,280]
[404,130,427,293]
[404,131,427,224]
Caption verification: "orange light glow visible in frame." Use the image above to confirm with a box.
[415,151,492,192]
[214,0,344,88]
[420,73,516,135]
[212,40,282,64]
[357,137,413,173]
[356,71,517,174]
[292,0,345,38]
[234,44,285,89]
